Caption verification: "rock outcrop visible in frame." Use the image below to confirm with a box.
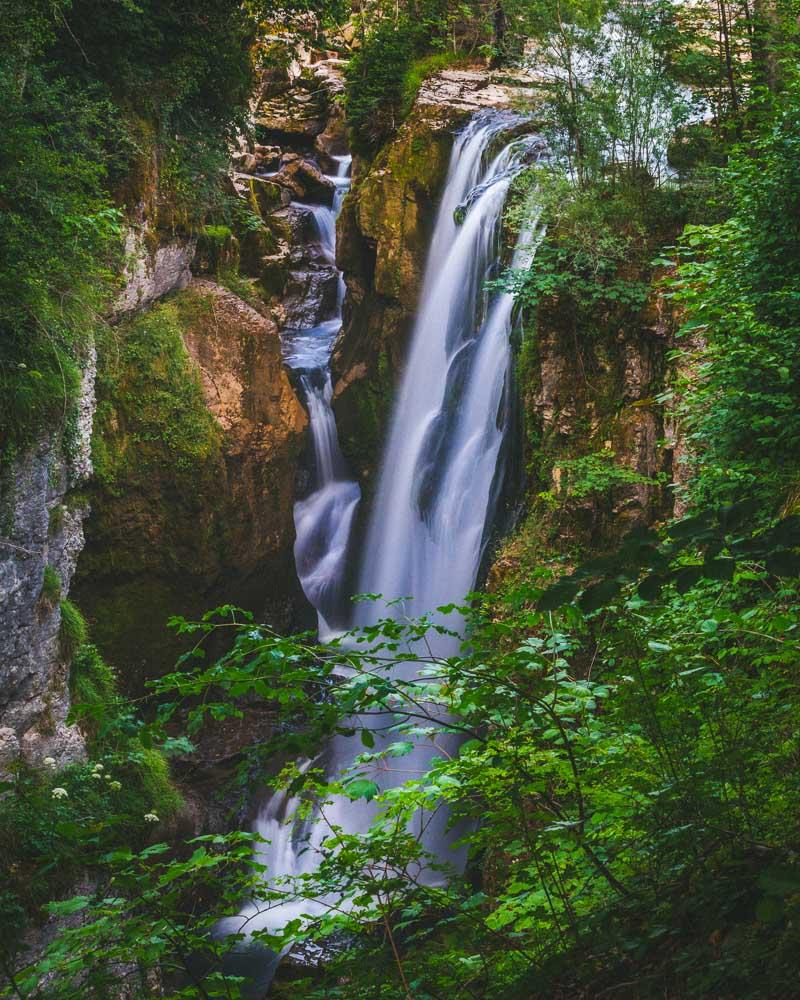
[0,352,96,769]
[117,229,196,315]
[73,282,307,690]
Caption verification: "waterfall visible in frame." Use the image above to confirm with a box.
[355,114,543,636]
[292,371,360,635]
[282,156,360,638]
[230,113,544,943]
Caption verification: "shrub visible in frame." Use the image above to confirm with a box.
[132,747,184,821]
[345,19,415,154]
[40,565,61,607]
[69,643,118,738]
[59,599,88,660]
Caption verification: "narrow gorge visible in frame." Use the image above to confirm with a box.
[3,3,800,997]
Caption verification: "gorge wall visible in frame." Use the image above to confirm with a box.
[332,68,680,587]
[0,45,350,757]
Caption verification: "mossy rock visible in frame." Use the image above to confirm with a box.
[194,225,239,275]
[75,283,306,690]
[247,177,283,218]
[239,227,280,277]
[354,111,455,310]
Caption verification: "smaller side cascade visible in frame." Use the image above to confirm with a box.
[282,156,361,638]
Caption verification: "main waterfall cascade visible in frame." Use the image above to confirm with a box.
[236,112,545,937]
[355,114,544,635]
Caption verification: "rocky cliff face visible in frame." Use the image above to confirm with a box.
[72,282,307,690]
[70,48,353,688]
[0,355,95,770]
[490,282,677,592]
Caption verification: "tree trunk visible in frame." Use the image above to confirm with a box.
[490,0,508,68]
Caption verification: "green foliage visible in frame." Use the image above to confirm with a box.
[62,539,787,1000]
[69,643,119,738]
[0,750,182,974]
[0,32,122,456]
[1,629,184,978]
[8,833,276,999]
[344,0,480,154]
[59,599,88,660]
[5,4,800,999]
[345,19,416,154]
[217,268,264,310]
[202,225,234,245]
[40,565,62,606]
[665,81,800,507]
[504,0,691,185]
[504,171,682,323]
[540,447,663,507]
[134,747,184,823]
[0,0,261,457]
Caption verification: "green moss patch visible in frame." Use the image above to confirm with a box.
[93,294,222,491]
[59,598,89,660]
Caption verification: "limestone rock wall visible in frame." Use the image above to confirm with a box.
[0,350,96,768]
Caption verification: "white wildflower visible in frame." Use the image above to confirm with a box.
[143,812,160,823]
[43,757,56,769]
[51,787,68,800]
[92,763,104,772]
[109,780,122,792]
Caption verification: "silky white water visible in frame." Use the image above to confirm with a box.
[230,114,545,940]
[355,115,543,636]
[282,155,360,638]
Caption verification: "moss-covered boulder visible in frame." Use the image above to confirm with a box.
[73,281,307,691]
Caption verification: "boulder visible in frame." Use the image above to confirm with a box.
[21,723,87,769]
[275,158,335,205]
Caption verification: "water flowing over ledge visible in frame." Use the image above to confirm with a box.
[282,155,362,639]
[228,110,545,947]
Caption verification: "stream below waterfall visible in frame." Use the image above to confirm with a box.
[223,112,546,982]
